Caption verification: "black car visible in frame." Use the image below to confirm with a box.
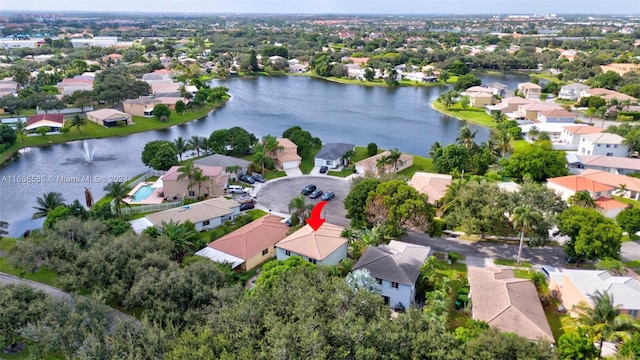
[309,189,324,199]
[319,166,328,174]
[239,202,255,211]
[251,173,266,183]
[239,174,255,184]
[301,184,317,195]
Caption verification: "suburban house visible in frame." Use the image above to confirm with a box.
[355,150,414,176]
[485,96,534,115]
[578,133,629,157]
[195,215,289,271]
[580,169,640,201]
[517,82,542,100]
[142,69,175,83]
[154,96,190,110]
[86,109,132,127]
[149,80,181,97]
[25,114,64,133]
[566,154,640,175]
[409,172,452,205]
[55,77,94,96]
[274,138,302,170]
[607,105,640,118]
[314,142,355,169]
[468,91,494,108]
[548,268,640,319]
[558,83,590,101]
[467,267,554,342]
[133,197,241,233]
[546,173,627,218]
[353,240,430,310]
[161,164,228,199]
[194,154,252,176]
[484,82,508,97]
[123,97,161,117]
[520,123,566,143]
[559,125,603,149]
[513,102,564,121]
[275,223,348,266]
[536,109,577,123]
[580,88,638,104]
[0,79,20,97]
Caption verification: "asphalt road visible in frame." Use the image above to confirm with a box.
[255,175,351,227]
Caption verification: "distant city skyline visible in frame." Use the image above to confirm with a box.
[2,0,639,15]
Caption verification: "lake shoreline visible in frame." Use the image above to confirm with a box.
[0,98,230,168]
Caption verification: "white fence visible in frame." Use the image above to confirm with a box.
[119,201,183,215]
[128,169,166,188]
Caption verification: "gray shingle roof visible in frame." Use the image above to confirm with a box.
[315,143,355,160]
[353,240,430,286]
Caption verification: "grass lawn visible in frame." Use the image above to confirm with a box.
[352,146,381,162]
[322,76,449,88]
[613,195,640,209]
[397,155,433,177]
[0,237,17,251]
[555,99,576,106]
[0,99,227,165]
[432,101,497,129]
[0,258,60,287]
[531,73,566,85]
[328,168,354,177]
[624,260,640,269]
[494,258,532,267]
[246,209,268,220]
[265,170,287,180]
[300,147,320,174]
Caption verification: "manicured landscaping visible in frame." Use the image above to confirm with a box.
[246,209,268,220]
[397,155,434,177]
[0,99,228,165]
[494,258,532,267]
[613,195,640,209]
[320,76,450,88]
[264,170,287,180]
[300,147,321,174]
[0,258,60,287]
[432,101,497,129]
[0,237,17,251]
[328,168,354,177]
[624,260,640,269]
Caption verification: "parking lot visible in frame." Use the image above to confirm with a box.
[255,176,352,227]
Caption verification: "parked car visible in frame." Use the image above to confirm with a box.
[319,166,328,174]
[227,185,246,194]
[321,191,335,201]
[236,195,256,204]
[239,174,255,184]
[309,189,324,199]
[284,218,292,227]
[301,184,317,195]
[252,173,266,183]
[239,202,255,211]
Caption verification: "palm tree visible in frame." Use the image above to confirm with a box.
[512,205,542,264]
[494,130,513,158]
[177,161,197,197]
[571,290,637,359]
[596,105,608,128]
[159,220,200,262]
[617,184,628,197]
[173,136,189,162]
[14,120,26,141]
[70,114,86,134]
[253,144,269,175]
[262,134,283,161]
[387,148,402,171]
[375,154,391,175]
[191,167,211,198]
[225,165,243,180]
[103,181,131,217]
[428,141,443,159]
[585,107,597,125]
[456,125,477,149]
[32,192,66,219]
[346,269,382,294]
[527,126,540,141]
[568,191,597,208]
[288,194,313,226]
[187,136,204,157]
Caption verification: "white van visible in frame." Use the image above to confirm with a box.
[227,185,246,194]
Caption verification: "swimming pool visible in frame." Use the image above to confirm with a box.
[132,185,154,201]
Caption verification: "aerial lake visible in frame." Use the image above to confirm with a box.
[0,73,529,236]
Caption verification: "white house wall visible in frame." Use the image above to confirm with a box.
[379,279,413,309]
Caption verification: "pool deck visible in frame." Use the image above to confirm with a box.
[124,182,165,205]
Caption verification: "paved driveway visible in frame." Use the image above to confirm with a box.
[256,176,351,227]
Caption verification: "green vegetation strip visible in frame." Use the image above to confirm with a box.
[432,101,497,129]
[494,258,532,267]
[0,258,60,287]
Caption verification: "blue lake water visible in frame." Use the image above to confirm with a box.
[0,74,528,236]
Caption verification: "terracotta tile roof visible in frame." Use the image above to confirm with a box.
[562,125,603,135]
[538,109,576,118]
[519,102,562,111]
[86,108,129,119]
[547,175,614,193]
[276,223,347,261]
[123,97,160,106]
[578,155,640,171]
[355,150,414,170]
[580,133,625,145]
[581,169,640,193]
[518,82,542,89]
[27,114,64,126]
[207,215,289,260]
[466,86,493,94]
[468,267,554,342]
[163,164,223,181]
[277,138,298,149]
[409,172,452,204]
[595,197,629,211]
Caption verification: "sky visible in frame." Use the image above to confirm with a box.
[1,0,639,15]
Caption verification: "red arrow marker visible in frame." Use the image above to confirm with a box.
[306,200,328,231]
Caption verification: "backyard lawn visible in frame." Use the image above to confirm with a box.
[432,101,497,129]
[397,155,434,177]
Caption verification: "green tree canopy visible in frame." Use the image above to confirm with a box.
[454,73,482,91]
[500,141,568,182]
